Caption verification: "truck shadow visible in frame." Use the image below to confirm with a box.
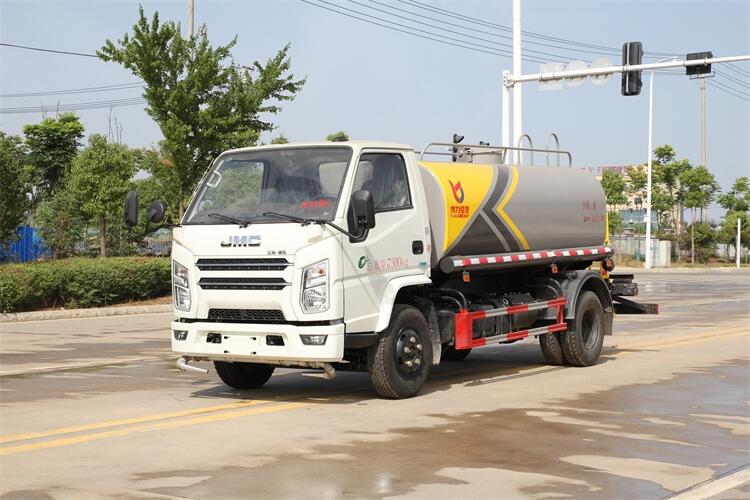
[188,343,617,404]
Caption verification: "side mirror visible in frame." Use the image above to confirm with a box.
[124,190,139,228]
[348,190,375,241]
[147,200,166,224]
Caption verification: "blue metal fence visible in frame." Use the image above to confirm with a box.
[0,226,51,263]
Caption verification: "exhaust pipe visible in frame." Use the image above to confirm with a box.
[320,362,336,380]
[298,362,336,380]
[177,357,209,374]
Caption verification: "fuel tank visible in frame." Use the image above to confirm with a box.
[418,162,606,268]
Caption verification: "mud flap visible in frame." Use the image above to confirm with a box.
[613,295,659,314]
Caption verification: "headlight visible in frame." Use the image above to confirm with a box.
[301,259,329,313]
[173,260,191,311]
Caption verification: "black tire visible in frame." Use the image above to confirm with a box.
[561,291,605,367]
[539,333,566,365]
[442,345,472,361]
[367,304,433,399]
[214,361,275,389]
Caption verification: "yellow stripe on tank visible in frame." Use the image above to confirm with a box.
[418,162,494,251]
[495,166,530,251]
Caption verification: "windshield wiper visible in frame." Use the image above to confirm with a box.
[261,211,308,224]
[261,211,358,238]
[207,213,255,228]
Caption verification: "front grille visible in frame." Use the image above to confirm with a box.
[196,258,291,271]
[207,308,286,323]
[198,277,290,290]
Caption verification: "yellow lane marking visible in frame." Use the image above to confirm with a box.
[0,402,305,456]
[0,399,269,444]
[496,165,530,250]
[1,325,746,456]
[610,327,749,359]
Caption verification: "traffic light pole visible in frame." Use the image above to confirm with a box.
[500,53,749,269]
[504,55,750,86]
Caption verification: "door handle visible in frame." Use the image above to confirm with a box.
[412,240,424,255]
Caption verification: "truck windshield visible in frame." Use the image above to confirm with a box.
[184,147,352,225]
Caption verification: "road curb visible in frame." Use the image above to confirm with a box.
[616,266,750,273]
[0,304,172,323]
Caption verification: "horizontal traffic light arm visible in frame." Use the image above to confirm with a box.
[504,54,750,86]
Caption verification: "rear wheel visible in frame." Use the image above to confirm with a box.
[367,305,432,399]
[539,333,566,365]
[214,361,275,389]
[561,291,605,366]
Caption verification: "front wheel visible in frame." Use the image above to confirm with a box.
[561,291,605,366]
[367,305,432,399]
[214,361,275,389]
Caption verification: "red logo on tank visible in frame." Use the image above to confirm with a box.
[449,180,465,204]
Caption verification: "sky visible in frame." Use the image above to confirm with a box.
[1,0,748,220]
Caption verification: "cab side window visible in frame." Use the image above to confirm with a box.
[352,153,411,211]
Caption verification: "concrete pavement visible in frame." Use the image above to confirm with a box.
[0,270,748,499]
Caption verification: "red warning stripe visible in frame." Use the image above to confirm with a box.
[451,246,613,271]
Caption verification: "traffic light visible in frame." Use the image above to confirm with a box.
[686,51,713,76]
[621,41,643,96]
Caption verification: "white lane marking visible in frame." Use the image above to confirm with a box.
[670,465,750,500]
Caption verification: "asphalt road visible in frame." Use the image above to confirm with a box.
[0,270,748,499]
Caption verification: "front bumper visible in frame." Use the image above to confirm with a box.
[171,321,345,363]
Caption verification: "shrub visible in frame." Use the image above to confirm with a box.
[0,257,171,313]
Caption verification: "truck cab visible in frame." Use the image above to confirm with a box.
[169,142,432,384]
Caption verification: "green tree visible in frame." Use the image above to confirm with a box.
[717,211,749,261]
[680,166,719,263]
[607,210,623,237]
[22,113,84,200]
[600,170,627,208]
[684,222,717,263]
[35,185,89,258]
[718,176,750,214]
[270,135,289,144]
[68,135,137,257]
[0,133,30,243]
[136,146,181,223]
[325,131,349,142]
[99,7,305,216]
[626,166,647,203]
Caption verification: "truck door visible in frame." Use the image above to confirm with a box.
[342,151,427,333]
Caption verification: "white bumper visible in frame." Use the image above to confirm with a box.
[171,321,345,363]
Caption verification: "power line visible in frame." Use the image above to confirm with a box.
[708,80,750,102]
[715,70,749,90]
[341,0,581,63]
[397,0,679,59]
[725,62,750,78]
[364,0,614,61]
[711,75,750,97]
[0,82,144,98]
[0,97,147,114]
[307,0,540,62]
[299,0,547,63]
[0,42,98,58]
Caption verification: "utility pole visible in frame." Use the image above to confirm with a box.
[738,217,742,269]
[512,0,522,163]
[188,0,195,39]
[700,77,706,167]
[700,76,707,222]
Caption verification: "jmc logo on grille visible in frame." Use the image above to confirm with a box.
[220,235,261,247]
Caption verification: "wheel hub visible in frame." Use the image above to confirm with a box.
[396,328,423,376]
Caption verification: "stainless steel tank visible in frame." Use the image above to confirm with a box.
[418,161,606,269]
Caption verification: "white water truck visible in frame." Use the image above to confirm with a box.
[125,139,656,399]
